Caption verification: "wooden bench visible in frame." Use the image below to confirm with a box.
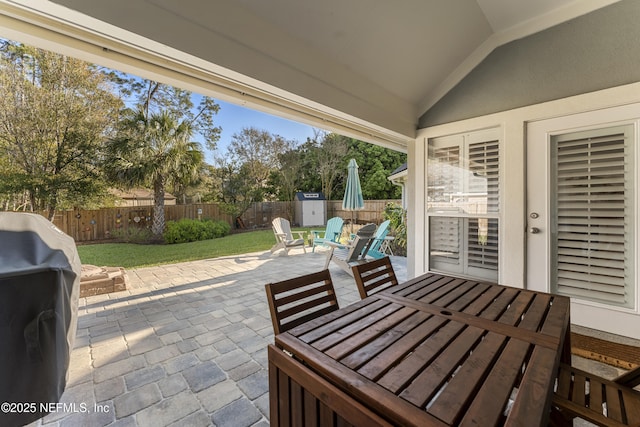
[551,363,640,427]
[268,345,392,427]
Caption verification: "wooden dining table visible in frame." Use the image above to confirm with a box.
[270,272,572,427]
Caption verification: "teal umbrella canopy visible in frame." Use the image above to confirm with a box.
[343,159,364,231]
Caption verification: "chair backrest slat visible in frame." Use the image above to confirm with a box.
[265,269,339,334]
[278,294,338,319]
[344,223,377,262]
[272,217,293,239]
[278,305,340,333]
[352,257,399,299]
[325,217,344,242]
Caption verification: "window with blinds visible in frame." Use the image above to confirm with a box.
[427,129,500,281]
[551,125,635,307]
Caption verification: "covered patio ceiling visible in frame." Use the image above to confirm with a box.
[0,0,621,150]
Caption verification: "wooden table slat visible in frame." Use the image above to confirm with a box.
[312,301,401,352]
[427,331,508,425]
[377,320,467,393]
[475,286,519,320]
[541,296,570,337]
[516,293,552,331]
[295,298,386,342]
[459,339,531,427]
[424,279,477,307]
[326,306,416,360]
[392,274,457,299]
[357,315,448,380]
[425,282,488,311]
[493,291,535,325]
[341,310,431,369]
[400,325,485,407]
[506,346,558,427]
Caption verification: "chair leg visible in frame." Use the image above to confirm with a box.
[548,406,574,427]
[324,248,335,269]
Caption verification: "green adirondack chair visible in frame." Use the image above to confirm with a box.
[311,217,344,252]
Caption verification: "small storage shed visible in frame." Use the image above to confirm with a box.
[294,192,326,226]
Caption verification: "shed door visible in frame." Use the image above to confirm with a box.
[304,201,325,226]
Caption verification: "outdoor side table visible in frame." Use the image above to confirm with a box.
[380,235,395,255]
[270,272,571,427]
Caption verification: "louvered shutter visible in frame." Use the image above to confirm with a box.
[427,129,500,281]
[551,126,634,307]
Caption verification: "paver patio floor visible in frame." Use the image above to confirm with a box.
[27,248,407,427]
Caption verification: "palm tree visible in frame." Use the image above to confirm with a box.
[105,109,204,240]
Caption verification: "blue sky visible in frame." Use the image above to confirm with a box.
[210,99,319,161]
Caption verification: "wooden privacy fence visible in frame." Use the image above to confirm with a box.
[327,200,399,225]
[36,199,401,242]
[46,204,234,243]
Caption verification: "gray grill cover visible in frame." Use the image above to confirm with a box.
[0,213,80,426]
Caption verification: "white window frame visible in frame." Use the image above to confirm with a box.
[426,128,501,281]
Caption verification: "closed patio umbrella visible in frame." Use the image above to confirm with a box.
[342,158,364,233]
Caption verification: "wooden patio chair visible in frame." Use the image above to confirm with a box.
[270,217,306,255]
[351,256,399,299]
[264,269,339,335]
[550,363,640,427]
[324,223,377,276]
[311,216,344,252]
[268,345,393,427]
[366,219,391,259]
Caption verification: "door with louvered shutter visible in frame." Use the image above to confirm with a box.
[527,105,639,339]
[550,126,634,307]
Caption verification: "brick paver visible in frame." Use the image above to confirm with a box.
[25,249,407,426]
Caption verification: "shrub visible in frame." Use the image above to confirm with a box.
[163,218,231,244]
[383,203,407,256]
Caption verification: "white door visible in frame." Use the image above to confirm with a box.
[526,105,640,339]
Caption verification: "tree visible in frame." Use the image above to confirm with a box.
[292,131,347,200]
[213,127,296,224]
[345,140,406,200]
[107,76,221,151]
[104,110,204,239]
[0,41,121,219]
[270,149,304,219]
[316,132,348,201]
[212,156,257,224]
[103,77,220,239]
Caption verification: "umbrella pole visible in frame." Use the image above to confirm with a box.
[351,212,354,234]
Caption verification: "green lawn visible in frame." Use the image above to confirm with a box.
[76,228,315,269]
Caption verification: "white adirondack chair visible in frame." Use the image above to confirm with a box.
[270,217,307,255]
[324,223,377,275]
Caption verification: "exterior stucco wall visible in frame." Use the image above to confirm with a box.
[419,0,640,128]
